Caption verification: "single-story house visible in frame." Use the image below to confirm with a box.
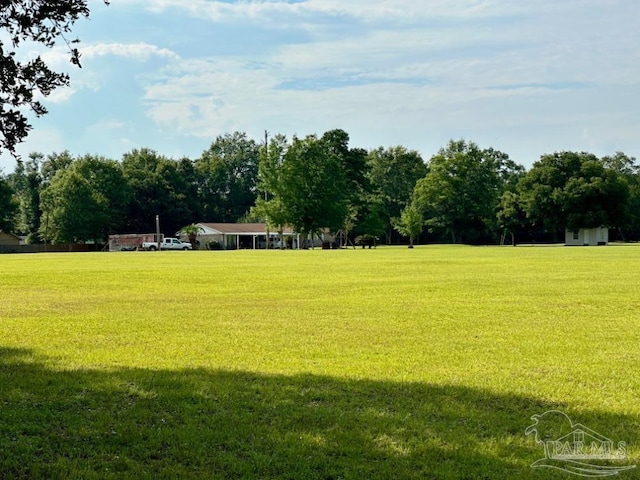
[184,223,297,249]
[0,231,20,247]
[565,227,608,246]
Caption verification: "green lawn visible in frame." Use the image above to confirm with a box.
[1,245,639,479]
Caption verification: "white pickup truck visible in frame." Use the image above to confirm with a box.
[141,237,192,251]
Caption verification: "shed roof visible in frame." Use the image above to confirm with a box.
[0,230,20,240]
[0,230,21,245]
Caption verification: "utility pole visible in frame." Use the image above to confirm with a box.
[263,130,270,250]
[155,215,161,251]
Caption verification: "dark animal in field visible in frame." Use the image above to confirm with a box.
[355,235,378,249]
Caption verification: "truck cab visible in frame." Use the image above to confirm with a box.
[141,237,192,250]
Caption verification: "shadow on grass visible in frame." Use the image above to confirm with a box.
[0,347,638,479]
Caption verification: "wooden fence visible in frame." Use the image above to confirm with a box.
[0,244,105,254]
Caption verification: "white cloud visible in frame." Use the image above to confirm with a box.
[81,43,179,62]
[39,42,178,69]
[142,58,277,136]
[31,42,180,105]
[36,86,77,104]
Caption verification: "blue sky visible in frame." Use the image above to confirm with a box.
[2,0,640,173]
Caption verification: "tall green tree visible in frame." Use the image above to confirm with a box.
[121,148,193,235]
[39,155,129,243]
[278,134,348,246]
[366,146,427,242]
[9,153,43,242]
[195,132,259,222]
[176,156,203,223]
[253,133,289,245]
[486,147,526,191]
[602,152,640,240]
[393,203,424,248]
[519,151,629,238]
[355,194,388,240]
[321,129,369,240]
[563,161,629,230]
[1,0,109,155]
[412,140,512,244]
[10,150,74,243]
[40,168,100,244]
[0,171,17,232]
[41,151,74,184]
[494,152,527,245]
[322,129,368,200]
[496,190,527,246]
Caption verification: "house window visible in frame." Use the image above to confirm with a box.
[573,230,580,240]
[574,430,585,443]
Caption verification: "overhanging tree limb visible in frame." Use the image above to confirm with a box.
[0,0,109,155]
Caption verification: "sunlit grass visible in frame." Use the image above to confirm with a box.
[1,245,639,478]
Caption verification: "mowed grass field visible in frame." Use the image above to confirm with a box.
[1,245,639,479]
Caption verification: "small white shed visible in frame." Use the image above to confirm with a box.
[565,227,608,246]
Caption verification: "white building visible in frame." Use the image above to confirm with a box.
[187,223,297,249]
[565,227,608,246]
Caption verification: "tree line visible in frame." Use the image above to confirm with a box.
[1,129,639,246]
